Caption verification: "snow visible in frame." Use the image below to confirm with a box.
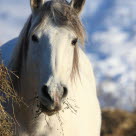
[0,0,136,111]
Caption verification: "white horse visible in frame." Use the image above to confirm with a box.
[1,0,101,135]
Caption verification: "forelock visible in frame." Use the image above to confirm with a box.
[35,1,85,45]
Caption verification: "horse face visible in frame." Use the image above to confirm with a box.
[26,0,85,116]
[27,19,77,115]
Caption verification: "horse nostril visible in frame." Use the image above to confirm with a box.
[62,87,68,98]
[42,85,53,102]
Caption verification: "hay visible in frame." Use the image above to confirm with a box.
[0,53,25,136]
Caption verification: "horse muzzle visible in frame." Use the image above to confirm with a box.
[39,84,68,116]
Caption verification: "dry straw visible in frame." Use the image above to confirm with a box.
[0,52,25,136]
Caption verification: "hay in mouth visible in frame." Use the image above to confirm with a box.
[40,103,59,116]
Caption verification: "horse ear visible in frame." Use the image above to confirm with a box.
[70,0,86,15]
[30,0,44,12]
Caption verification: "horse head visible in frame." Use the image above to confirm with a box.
[10,0,85,116]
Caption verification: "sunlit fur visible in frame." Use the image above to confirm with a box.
[7,0,101,136]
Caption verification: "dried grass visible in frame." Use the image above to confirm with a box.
[101,109,136,136]
[0,53,25,136]
[0,104,13,136]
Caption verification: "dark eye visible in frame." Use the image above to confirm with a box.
[32,34,39,42]
[71,38,78,46]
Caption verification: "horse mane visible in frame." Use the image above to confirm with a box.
[8,16,32,90]
[9,0,85,88]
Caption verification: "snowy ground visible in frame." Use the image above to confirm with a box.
[0,0,136,111]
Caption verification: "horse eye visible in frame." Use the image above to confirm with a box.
[71,38,78,46]
[32,34,39,42]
